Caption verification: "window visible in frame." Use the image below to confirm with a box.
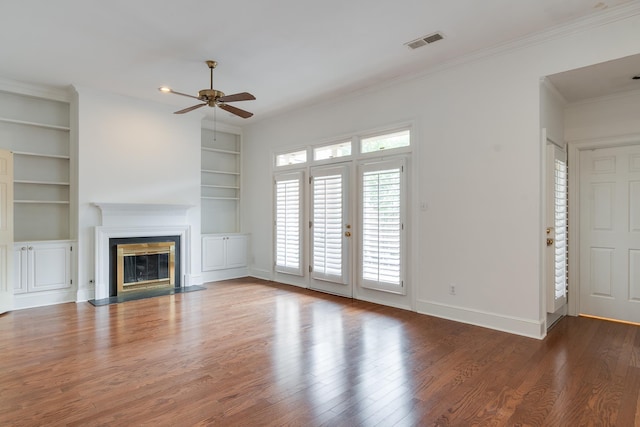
[314,141,351,161]
[274,172,303,275]
[359,158,405,293]
[361,129,410,154]
[276,150,307,167]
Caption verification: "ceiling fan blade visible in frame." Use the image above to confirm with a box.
[174,103,206,114]
[160,88,202,101]
[217,92,256,103]
[218,103,253,118]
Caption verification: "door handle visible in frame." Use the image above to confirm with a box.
[547,238,554,246]
[345,231,351,237]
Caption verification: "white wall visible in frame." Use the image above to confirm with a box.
[565,90,640,141]
[242,12,640,338]
[74,87,202,300]
[540,80,566,146]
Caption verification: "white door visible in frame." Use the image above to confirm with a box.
[579,144,640,323]
[546,143,568,315]
[0,149,14,314]
[309,164,352,297]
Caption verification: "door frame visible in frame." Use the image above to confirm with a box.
[567,132,640,316]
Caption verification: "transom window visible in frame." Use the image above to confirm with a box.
[276,150,307,167]
[314,141,351,161]
[361,129,410,154]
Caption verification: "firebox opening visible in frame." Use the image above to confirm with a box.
[109,236,181,297]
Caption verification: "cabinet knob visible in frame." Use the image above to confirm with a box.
[28,246,33,250]
[21,247,26,251]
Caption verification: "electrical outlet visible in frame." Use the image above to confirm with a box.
[449,284,456,295]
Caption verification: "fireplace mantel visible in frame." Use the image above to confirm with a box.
[93,203,193,300]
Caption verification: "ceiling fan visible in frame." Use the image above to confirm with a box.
[159,60,255,118]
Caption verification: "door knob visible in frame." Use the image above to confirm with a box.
[345,231,351,237]
[547,238,554,246]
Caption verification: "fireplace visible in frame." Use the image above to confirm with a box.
[109,236,181,297]
[92,203,193,301]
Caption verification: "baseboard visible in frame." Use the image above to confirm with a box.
[201,267,249,283]
[248,268,273,281]
[14,289,77,310]
[76,286,94,302]
[416,299,545,339]
[187,274,203,287]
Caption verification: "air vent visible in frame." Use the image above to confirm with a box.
[405,32,445,50]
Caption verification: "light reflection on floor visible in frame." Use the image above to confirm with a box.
[271,292,416,424]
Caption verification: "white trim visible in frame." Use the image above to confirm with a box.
[565,88,640,108]
[14,289,76,310]
[201,267,248,283]
[567,132,640,316]
[416,299,545,340]
[248,268,273,281]
[0,77,72,102]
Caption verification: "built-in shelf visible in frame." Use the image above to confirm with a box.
[201,184,239,189]
[14,180,70,186]
[12,151,70,160]
[0,116,70,132]
[201,147,240,155]
[15,200,70,204]
[0,90,72,242]
[201,196,240,201]
[201,169,240,176]
[201,128,241,234]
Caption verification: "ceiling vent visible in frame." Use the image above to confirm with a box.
[405,32,445,50]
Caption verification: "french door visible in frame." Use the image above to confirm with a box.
[309,164,352,297]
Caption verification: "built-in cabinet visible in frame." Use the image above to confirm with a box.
[14,241,72,294]
[0,88,75,308]
[202,234,248,271]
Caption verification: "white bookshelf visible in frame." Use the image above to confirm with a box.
[201,128,241,233]
[0,90,71,241]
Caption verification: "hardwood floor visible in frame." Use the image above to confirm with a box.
[1,278,638,426]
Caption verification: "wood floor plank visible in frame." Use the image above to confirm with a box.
[1,278,639,426]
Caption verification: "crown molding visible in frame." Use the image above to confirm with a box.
[565,86,640,108]
[0,77,72,102]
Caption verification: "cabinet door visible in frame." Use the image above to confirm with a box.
[225,236,247,269]
[13,246,27,294]
[29,243,71,292]
[202,236,226,271]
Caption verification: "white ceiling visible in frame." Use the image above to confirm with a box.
[0,0,638,124]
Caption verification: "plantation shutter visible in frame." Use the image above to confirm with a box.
[359,158,405,292]
[311,166,346,283]
[274,171,303,275]
[553,157,568,305]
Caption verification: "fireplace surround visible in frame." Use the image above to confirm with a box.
[93,203,193,300]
